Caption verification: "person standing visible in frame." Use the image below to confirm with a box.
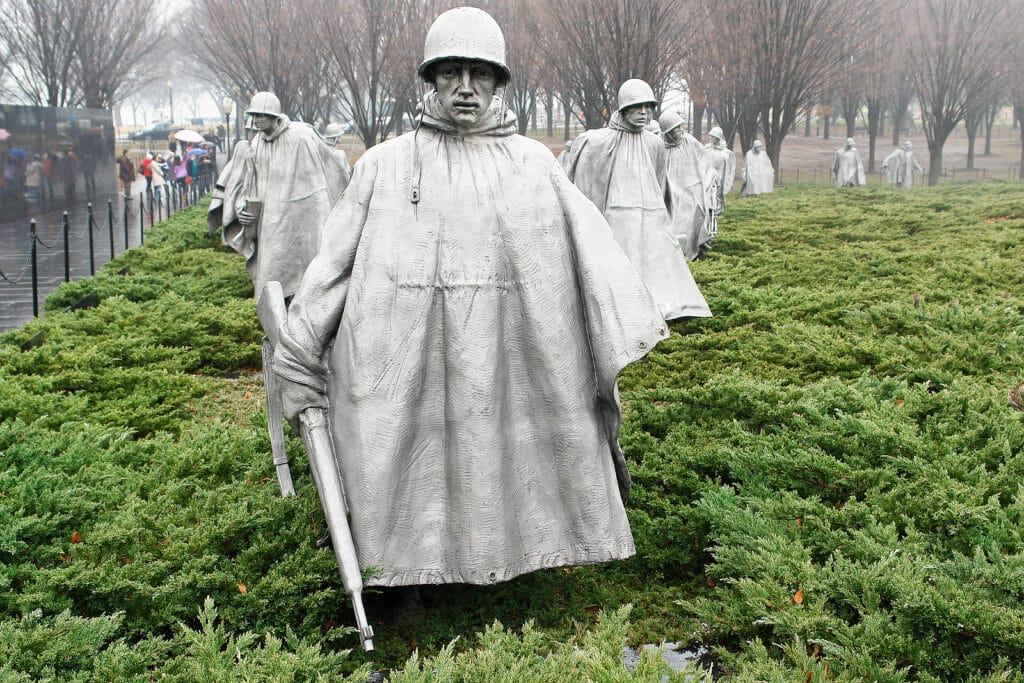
[704,126,736,214]
[151,154,166,208]
[271,6,668,593]
[229,90,351,299]
[659,110,715,261]
[882,141,924,189]
[117,149,135,199]
[563,78,710,321]
[832,137,866,187]
[24,154,44,204]
[740,140,774,196]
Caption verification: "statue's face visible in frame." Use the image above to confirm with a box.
[753,145,762,154]
[252,112,280,135]
[621,103,653,129]
[663,127,683,145]
[845,141,854,149]
[433,60,498,129]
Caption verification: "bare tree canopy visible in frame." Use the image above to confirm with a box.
[908,0,1023,185]
[0,0,160,108]
[534,0,690,129]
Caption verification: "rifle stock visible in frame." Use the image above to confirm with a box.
[257,281,375,652]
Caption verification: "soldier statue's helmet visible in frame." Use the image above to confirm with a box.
[617,79,658,112]
[752,140,763,149]
[418,7,511,86]
[658,110,685,136]
[708,126,725,141]
[324,122,345,140]
[245,91,283,118]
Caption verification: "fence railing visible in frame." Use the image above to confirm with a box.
[0,179,213,324]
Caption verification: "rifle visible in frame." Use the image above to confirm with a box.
[261,336,295,497]
[257,281,375,652]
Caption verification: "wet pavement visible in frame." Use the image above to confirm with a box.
[0,177,211,334]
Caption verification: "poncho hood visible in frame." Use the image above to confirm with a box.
[418,91,517,137]
[260,115,292,142]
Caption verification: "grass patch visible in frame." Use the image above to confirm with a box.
[1,184,1023,680]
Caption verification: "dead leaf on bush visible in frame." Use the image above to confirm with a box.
[1010,380,1024,412]
[792,588,804,604]
[70,531,83,544]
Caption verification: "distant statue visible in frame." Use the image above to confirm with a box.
[557,139,573,171]
[704,126,735,214]
[741,140,774,196]
[269,7,669,597]
[659,109,715,261]
[832,137,866,187]
[227,91,352,299]
[562,78,711,321]
[882,140,924,189]
[207,117,253,234]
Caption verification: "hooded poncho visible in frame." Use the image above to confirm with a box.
[208,139,250,234]
[664,132,715,261]
[882,147,923,188]
[562,113,711,321]
[229,116,352,298]
[273,94,668,587]
[704,141,735,214]
[741,149,774,196]
[832,146,866,187]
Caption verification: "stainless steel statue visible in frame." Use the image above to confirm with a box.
[740,140,774,196]
[704,126,735,214]
[882,141,924,189]
[659,110,716,261]
[267,5,669,622]
[562,78,711,321]
[225,91,352,300]
[832,137,866,187]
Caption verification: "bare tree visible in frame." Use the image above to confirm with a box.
[0,0,80,106]
[746,0,873,174]
[484,0,543,136]
[907,0,1021,185]
[186,0,330,121]
[74,0,161,109]
[536,0,690,129]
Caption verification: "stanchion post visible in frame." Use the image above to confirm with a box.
[139,191,145,244]
[30,219,39,318]
[123,197,129,249]
[62,210,70,282]
[87,203,96,276]
[107,199,115,260]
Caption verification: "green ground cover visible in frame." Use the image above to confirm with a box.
[1,183,1022,681]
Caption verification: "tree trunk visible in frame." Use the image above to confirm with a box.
[530,98,537,131]
[804,107,812,136]
[546,94,554,138]
[984,102,997,155]
[562,94,571,141]
[692,102,705,140]
[928,140,943,186]
[1017,104,1024,179]
[823,113,830,140]
[866,98,883,173]
[892,105,907,146]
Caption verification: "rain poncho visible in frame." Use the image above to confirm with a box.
[704,141,735,214]
[664,132,715,261]
[272,94,668,587]
[741,149,774,196]
[562,113,711,321]
[882,147,923,188]
[229,116,352,298]
[832,146,866,187]
[208,139,250,233]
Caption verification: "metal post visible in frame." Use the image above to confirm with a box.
[123,197,129,249]
[148,188,154,225]
[87,203,95,276]
[30,219,39,318]
[107,199,115,259]
[62,211,70,282]
[139,191,145,244]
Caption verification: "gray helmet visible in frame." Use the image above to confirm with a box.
[324,122,344,140]
[708,126,725,141]
[617,79,657,112]
[418,7,510,85]
[658,110,685,136]
[752,140,763,149]
[246,91,282,117]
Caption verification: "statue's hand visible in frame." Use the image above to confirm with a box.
[238,209,256,227]
[276,374,328,432]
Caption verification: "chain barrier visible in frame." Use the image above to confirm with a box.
[32,228,61,250]
[0,251,32,284]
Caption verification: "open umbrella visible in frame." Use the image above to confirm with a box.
[7,148,31,157]
[174,129,205,144]
[186,148,207,159]
[0,129,11,141]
